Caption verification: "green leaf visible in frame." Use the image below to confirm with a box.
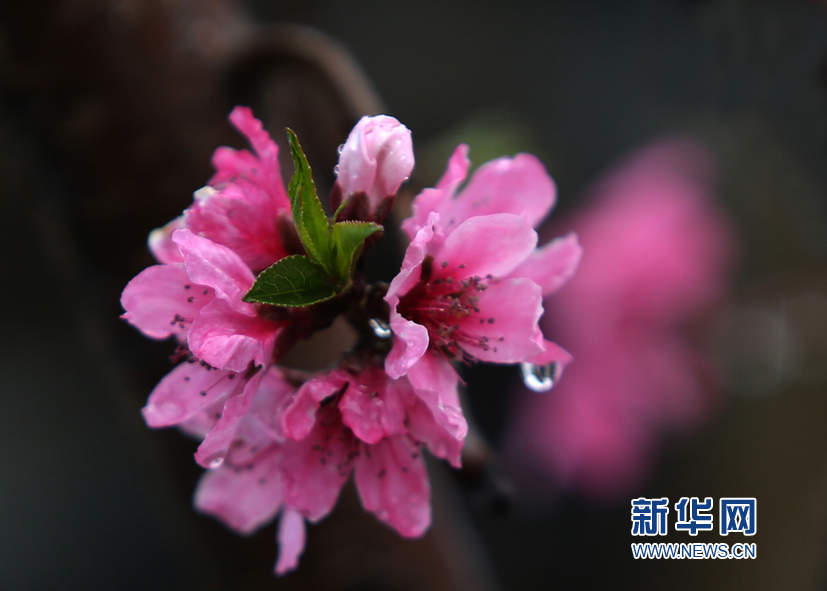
[330,221,383,281]
[286,128,331,267]
[242,255,337,307]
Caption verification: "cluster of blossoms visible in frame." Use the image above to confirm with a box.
[121,106,580,574]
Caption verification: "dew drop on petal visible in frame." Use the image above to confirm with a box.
[337,143,345,154]
[333,164,340,176]
[520,362,560,393]
[368,318,392,339]
[207,454,225,469]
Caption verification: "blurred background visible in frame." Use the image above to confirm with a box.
[2,0,827,589]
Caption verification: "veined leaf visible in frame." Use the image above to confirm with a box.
[286,128,331,267]
[242,255,337,307]
[330,221,383,281]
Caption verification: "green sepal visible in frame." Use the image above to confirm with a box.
[285,128,331,267]
[330,221,383,281]
[242,255,337,307]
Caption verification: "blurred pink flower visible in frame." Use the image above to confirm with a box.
[385,145,581,401]
[332,115,414,222]
[504,138,736,500]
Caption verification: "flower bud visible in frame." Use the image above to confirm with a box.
[334,115,413,222]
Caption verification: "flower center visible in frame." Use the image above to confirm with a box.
[397,255,498,361]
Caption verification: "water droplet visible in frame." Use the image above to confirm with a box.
[333,164,340,176]
[368,318,392,339]
[520,362,560,392]
[337,143,345,154]
[207,454,225,469]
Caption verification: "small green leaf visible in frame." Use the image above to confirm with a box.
[286,128,331,267]
[242,255,337,307]
[330,221,383,281]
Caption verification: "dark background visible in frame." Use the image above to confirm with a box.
[2,0,827,589]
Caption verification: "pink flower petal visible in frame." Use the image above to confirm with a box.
[194,446,284,535]
[148,216,185,264]
[172,229,256,315]
[176,397,226,441]
[280,414,354,521]
[508,232,583,296]
[384,315,429,379]
[354,436,431,537]
[120,264,213,341]
[339,369,409,444]
[275,509,306,575]
[387,212,441,303]
[437,213,537,279]
[526,338,574,369]
[187,298,280,372]
[406,353,467,441]
[402,144,470,238]
[385,215,441,378]
[226,366,299,462]
[405,398,463,468]
[441,153,556,231]
[210,106,290,212]
[281,371,349,441]
[185,183,287,272]
[194,369,264,468]
[228,106,278,166]
[456,277,544,363]
[211,146,260,185]
[436,144,472,192]
[141,361,239,428]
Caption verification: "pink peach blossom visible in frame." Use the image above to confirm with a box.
[385,146,581,397]
[192,362,463,574]
[279,364,462,537]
